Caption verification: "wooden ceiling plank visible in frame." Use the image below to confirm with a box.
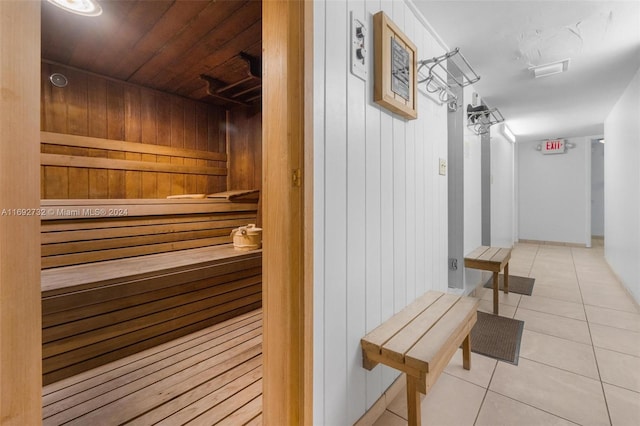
[41,2,98,64]
[147,1,262,90]
[109,0,213,81]
[89,0,175,76]
[128,0,250,85]
[169,21,262,98]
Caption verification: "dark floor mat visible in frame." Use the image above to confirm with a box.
[483,274,535,296]
[471,311,524,364]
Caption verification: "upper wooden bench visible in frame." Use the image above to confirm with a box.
[40,198,262,384]
[361,291,479,426]
[464,246,512,315]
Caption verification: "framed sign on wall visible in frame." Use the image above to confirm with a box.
[373,11,418,120]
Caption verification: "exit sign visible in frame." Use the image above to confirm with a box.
[542,139,566,154]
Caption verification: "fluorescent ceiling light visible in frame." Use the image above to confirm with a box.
[47,0,102,17]
[501,123,516,143]
[529,59,570,78]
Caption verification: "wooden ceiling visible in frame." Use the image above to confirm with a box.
[41,0,262,107]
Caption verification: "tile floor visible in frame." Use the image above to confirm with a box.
[373,241,640,426]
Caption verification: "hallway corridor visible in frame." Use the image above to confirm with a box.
[373,242,640,426]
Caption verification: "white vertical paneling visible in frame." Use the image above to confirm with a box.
[391,0,407,314]
[364,0,383,409]
[404,10,417,305]
[312,1,326,424]
[379,0,398,392]
[346,0,368,422]
[314,0,454,420]
[322,0,349,424]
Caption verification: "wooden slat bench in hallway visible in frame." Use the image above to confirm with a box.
[42,310,263,426]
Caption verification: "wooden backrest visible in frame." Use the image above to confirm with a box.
[41,198,258,269]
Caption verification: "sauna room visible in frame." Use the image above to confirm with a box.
[39,0,264,423]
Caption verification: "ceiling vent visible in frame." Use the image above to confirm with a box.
[529,59,570,78]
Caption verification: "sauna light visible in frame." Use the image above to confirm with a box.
[47,0,102,17]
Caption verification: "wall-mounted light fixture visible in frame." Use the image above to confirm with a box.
[501,123,516,143]
[47,0,103,17]
[598,138,605,144]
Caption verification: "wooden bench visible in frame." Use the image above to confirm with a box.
[42,309,263,425]
[41,198,262,385]
[464,246,512,315]
[361,291,479,426]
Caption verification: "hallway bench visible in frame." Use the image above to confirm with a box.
[464,246,512,315]
[40,198,262,385]
[361,291,479,426]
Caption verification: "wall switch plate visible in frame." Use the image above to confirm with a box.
[350,11,367,81]
[439,158,447,176]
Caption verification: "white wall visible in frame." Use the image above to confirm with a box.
[491,132,515,247]
[462,85,483,293]
[313,0,449,423]
[604,68,640,303]
[517,137,591,245]
[591,140,605,237]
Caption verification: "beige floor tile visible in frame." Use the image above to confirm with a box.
[533,275,579,288]
[603,383,640,426]
[477,287,522,307]
[478,300,517,318]
[595,347,640,392]
[518,295,586,321]
[519,329,599,379]
[515,307,591,344]
[475,391,576,426]
[387,374,485,426]
[444,348,497,388]
[585,305,640,333]
[590,323,640,357]
[532,282,583,303]
[490,358,609,426]
[372,410,407,426]
[581,286,640,314]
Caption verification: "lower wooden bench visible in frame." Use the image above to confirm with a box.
[361,291,479,426]
[42,309,263,426]
[464,246,512,315]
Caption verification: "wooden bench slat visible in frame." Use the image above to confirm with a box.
[380,294,460,364]
[43,275,262,344]
[43,267,261,328]
[405,297,479,372]
[42,247,261,296]
[361,291,444,353]
[465,245,489,259]
[217,394,263,426]
[41,218,249,244]
[43,300,262,384]
[43,310,262,404]
[478,246,500,261]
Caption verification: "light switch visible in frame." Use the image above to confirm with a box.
[351,12,367,81]
[439,158,447,176]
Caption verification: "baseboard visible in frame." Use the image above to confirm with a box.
[518,239,586,248]
[353,374,405,426]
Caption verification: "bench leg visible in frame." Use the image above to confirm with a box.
[504,262,509,294]
[406,374,422,426]
[462,334,471,370]
[492,272,499,315]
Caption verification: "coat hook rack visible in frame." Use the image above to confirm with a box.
[417,48,480,111]
[466,104,504,135]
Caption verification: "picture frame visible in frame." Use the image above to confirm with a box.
[373,11,418,120]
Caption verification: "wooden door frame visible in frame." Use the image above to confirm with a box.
[262,0,313,424]
[0,1,43,424]
[0,1,314,423]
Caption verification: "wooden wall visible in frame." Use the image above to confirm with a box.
[227,105,262,191]
[40,62,228,199]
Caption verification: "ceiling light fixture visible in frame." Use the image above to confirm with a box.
[599,138,605,144]
[529,59,570,79]
[46,0,103,17]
